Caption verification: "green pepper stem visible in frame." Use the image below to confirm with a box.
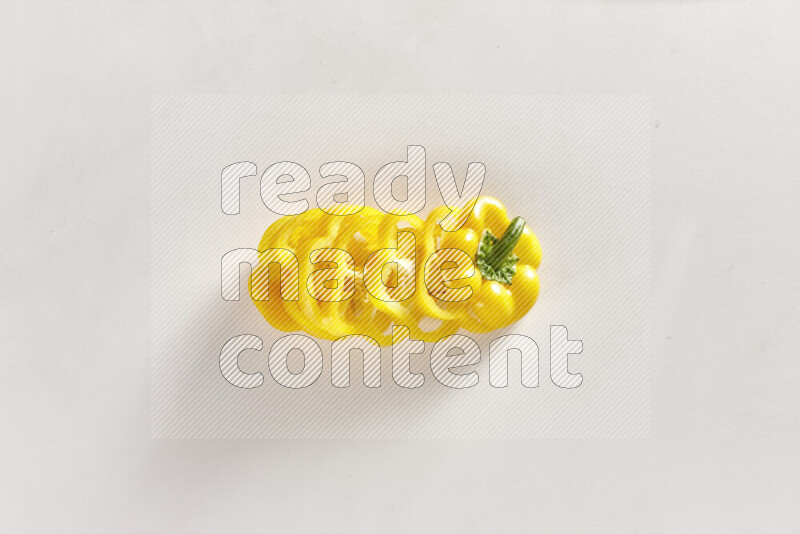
[486,216,526,270]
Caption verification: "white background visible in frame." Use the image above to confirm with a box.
[1,1,798,532]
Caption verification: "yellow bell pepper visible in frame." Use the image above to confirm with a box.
[422,196,541,333]
[249,196,541,344]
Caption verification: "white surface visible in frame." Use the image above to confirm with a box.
[1,1,798,532]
